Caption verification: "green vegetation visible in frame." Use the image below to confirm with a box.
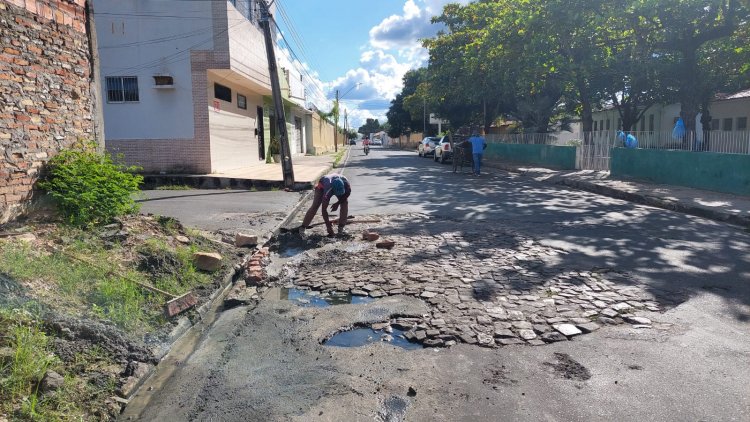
[332,148,346,168]
[39,142,143,227]
[155,184,192,191]
[0,308,118,420]
[387,0,750,136]
[0,226,211,333]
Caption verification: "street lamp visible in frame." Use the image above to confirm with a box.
[334,83,361,151]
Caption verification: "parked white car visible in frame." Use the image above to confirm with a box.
[418,137,439,157]
[432,136,453,163]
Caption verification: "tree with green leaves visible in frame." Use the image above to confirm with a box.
[357,118,383,136]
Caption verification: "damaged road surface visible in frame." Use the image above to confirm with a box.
[123,150,750,421]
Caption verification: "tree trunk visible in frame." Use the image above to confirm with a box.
[576,74,594,145]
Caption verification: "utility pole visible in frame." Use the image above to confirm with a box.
[259,0,294,189]
[344,108,348,145]
[423,96,426,135]
[334,89,339,152]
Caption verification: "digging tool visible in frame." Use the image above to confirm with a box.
[55,248,198,317]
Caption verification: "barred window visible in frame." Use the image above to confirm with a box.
[106,76,139,103]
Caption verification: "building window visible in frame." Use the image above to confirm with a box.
[649,114,654,131]
[617,118,622,130]
[237,93,247,110]
[599,120,604,131]
[711,119,720,130]
[605,119,610,131]
[106,76,139,103]
[593,121,598,131]
[214,83,232,102]
[723,118,733,131]
[737,117,747,131]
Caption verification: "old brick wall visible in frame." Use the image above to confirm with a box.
[0,0,95,223]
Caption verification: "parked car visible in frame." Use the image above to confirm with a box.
[371,138,383,146]
[349,139,357,145]
[417,137,438,157]
[433,136,453,163]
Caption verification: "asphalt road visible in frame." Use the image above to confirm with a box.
[123,147,750,421]
[137,188,305,235]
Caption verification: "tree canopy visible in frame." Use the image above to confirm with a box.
[384,0,749,138]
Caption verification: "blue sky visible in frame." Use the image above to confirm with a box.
[275,0,469,128]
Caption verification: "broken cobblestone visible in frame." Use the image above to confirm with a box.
[275,214,664,348]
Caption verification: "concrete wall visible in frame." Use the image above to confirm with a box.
[0,0,96,223]
[611,148,750,196]
[95,0,214,140]
[484,144,577,170]
[309,113,336,155]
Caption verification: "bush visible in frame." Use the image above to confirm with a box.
[39,142,143,227]
[268,137,281,155]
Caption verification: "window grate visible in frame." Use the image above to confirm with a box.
[106,76,139,103]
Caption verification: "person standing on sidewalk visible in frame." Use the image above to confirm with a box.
[468,131,487,176]
[299,173,351,237]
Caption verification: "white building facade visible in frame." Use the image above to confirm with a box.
[96,0,304,173]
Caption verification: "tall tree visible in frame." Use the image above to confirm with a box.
[357,118,383,136]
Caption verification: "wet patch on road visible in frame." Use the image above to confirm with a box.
[544,352,591,381]
[323,325,423,350]
[265,287,375,307]
[376,395,410,422]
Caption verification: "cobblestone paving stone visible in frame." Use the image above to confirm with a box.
[274,214,666,348]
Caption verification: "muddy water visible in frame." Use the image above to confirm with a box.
[324,327,423,350]
[264,287,375,307]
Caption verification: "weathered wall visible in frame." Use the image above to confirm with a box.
[484,143,577,170]
[611,148,750,196]
[309,112,336,155]
[0,0,96,223]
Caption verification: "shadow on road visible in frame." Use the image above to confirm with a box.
[347,150,750,319]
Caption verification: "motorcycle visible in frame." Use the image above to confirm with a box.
[364,144,370,155]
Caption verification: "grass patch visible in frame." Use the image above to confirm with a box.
[0,308,117,420]
[332,149,346,168]
[0,222,213,333]
[154,184,191,191]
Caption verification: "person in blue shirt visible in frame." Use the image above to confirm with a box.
[299,173,351,237]
[468,131,487,176]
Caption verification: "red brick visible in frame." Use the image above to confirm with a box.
[13,57,29,66]
[14,113,30,122]
[3,47,21,55]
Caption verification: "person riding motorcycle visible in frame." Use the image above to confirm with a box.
[362,138,371,155]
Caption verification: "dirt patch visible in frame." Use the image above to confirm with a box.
[544,352,592,381]
[482,365,518,387]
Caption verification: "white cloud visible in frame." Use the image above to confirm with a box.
[282,0,471,128]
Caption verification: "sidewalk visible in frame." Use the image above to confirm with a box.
[142,152,340,190]
[485,160,750,228]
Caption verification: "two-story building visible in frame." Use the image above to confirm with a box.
[96,0,308,173]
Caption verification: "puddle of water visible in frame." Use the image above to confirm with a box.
[324,327,423,350]
[279,247,306,258]
[266,287,375,308]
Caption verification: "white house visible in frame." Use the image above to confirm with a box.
[95,0,307,173]
[591,89,750,154]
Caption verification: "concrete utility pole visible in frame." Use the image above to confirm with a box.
[259,0,294,189]
[344,108,348,144]
[334,89,339,152]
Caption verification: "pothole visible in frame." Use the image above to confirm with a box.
[264,287,375,307]
[323,326,423,350]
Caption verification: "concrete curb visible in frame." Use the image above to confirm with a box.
[485,160,750,228]
[141,174,313,191]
